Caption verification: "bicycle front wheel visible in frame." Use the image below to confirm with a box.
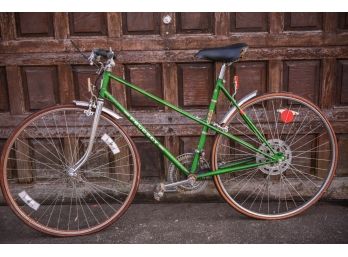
[0,105,140,236]
[212,93,337,219]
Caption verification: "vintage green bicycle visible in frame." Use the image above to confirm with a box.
[0,43,338,236]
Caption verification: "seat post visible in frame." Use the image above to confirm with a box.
[218,62,233,80]
[218,63,227,80]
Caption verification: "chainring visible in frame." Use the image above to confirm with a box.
[167,153,209,194]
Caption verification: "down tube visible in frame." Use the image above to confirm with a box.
[103,91,190,176]
[105,74,274,159]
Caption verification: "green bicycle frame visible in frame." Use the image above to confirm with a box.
[98,70,280,180]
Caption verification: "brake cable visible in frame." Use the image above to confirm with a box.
[70,40,104,92]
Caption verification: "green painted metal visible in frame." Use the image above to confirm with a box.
[219,83,274,152]
[107,72,274,159]
[196,159,276,178]
[98,71,279,179]
[102,89,191,176]
[99,72,111,98]
[190,79,222,173]
[218,156,256,169]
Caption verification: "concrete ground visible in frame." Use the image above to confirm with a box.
[0,201,347,243]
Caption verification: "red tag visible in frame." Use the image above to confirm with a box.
[233,75,239,90]
[280,109,294,123]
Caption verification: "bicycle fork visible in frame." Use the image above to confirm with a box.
[67,98,104,176]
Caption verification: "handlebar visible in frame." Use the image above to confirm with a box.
[88,47,116,72]
[92,48,115,60]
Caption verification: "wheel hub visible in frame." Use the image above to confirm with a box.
[67,167,77,177]
[256,139,292,175]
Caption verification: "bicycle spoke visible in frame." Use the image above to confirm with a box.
[214,94,336,218]
[2,106,139,235]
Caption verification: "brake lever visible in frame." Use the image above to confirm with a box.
[88,51,95,65]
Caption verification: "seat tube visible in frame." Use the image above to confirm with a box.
[189,66,226,173]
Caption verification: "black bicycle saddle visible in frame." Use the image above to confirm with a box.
[195,43,248,62]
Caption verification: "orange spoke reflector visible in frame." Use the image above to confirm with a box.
[279,109,294,123]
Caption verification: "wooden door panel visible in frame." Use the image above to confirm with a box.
[284,13,323,31]
[178,63,214,108]
[0,67,9,112]
[72,65,98,102]
[232,61,268,101]
[336,60,348,105]
[176,13,214,33]
[122,13,160,35]
[15,13,54,37]
[338,13,348,31]
[21,66,59,110]
[231,13,268,32]
[0,140,5,153]
[337,134,348,176]
[283,60,320,104]
[125,64,163,109]
[69,13,107,36]
[133,137,164,179]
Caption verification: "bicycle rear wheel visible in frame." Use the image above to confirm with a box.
[0,105,140,236]
[212,93,337,219]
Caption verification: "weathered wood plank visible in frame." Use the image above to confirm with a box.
[107,13,122,38]
[58,64,75,104]
[1,119,348,138]
[160,12,176,37]
[1,107,348,129]
[1,46,348,65]
[336,134,348,176]
[320,58,336,109]
[164,135,179,178]
[110,64,127,111]
[6,66,26,115]
[0,13,16,41]
[54,13,69,39]
[1,32,348,54]
[269,13,284,34]
[0,67,9,112]
[323,13,338,33]
[336,60,348,106]
[163,62,178,110]
[14,140,33,183]
[215,13,229,36]
[269,60,283,93]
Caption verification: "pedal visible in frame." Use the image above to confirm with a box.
[154,183,165,201]
[153,176,196,201]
